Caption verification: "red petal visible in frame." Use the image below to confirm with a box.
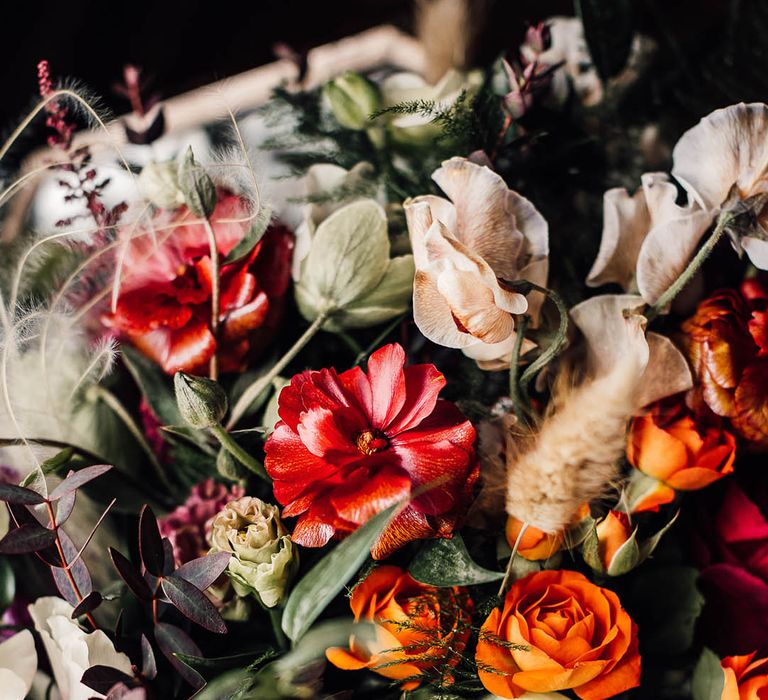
[371,506,435,560]
[221,292,269,341]
[366,344,407,430]
[163,318,217,373]
[297,407,360,458]
[252,224,295,297]
[113,287,193,333]
[292,505,338,548]
[220,265,257,311]
[388,363,446,434]
[329,466,411,525]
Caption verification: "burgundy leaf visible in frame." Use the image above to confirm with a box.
[175,552,230,591]
[72,591,103,618]
[56,490,77,525]
[161,575,226,634]
[109,548,153,601]
[8,502,44,527]
[138,505,164,576]
[0,523,56,553]
[154,622,204,689]
[0,483,45,505]
[36,544,63,568]
[140,634,157,680]
[49,465,113,501]
[81,665,135,695]
[161,538,174,575]
[52,529,93,604]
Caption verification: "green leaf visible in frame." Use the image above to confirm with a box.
[281,502,399,641]
[692,648,725,700]
[0,558,16,610]
[410,534,504,586]
[122,345,181,426]
[177,146,217,218]
[575,0,635,81]
[639,510,680,561]
[175,649,276,680]
[223,204,273,265]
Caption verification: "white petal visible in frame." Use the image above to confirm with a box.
[672,102,768,209]
[742,236,768,269]
[635,209,713,305]
[0,630,36,699]
[462,332,536,369]
[413,270,477,349]
[432,157,525,280]
[638,333,694,408]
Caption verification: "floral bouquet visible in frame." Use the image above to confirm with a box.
[0,3,766,699]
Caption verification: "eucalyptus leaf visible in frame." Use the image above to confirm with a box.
[410,534,504,586]
[122,345,182,426]
[175,648,276,680]
[224,204,273,265]
[0,557,15,610]
[281,502,399,641]
[692,648,725,700]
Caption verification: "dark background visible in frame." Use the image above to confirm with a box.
[0,0,735,131]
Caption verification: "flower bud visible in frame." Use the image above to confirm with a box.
[174,372,228,428]
[209,496,297,608]
[324,72,381,130]
[138,161,185,209]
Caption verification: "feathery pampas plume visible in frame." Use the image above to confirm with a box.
[504,294,693,533]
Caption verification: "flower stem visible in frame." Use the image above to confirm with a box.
[518,284,568,393]
[269,606,289,651]
[202,217,221,381]
[647,210,734,321]
[91,385,173,492]
[210,424,269,482]
[226,311,331,429]
[509,316,531,423]
[497,522,529,598]
[353,313,407,367]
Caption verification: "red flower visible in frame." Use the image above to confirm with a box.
[105,193,293,374]
[263,343,478,559]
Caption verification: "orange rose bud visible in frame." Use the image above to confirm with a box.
[721,652,768,699]
[325,566,472,690]
[505,504,591,561]
[596,511,633,571]
[627,398,736,511]
[476,570,641,700]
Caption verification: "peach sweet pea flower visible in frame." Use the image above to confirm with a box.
[720,653,768,699]
[404,157,548,369]
[627,398,736,511]
[476,570,640,700]
[325,566,472,690]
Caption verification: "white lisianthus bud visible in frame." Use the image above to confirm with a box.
[138,161,185,209]
[174,372,228,428]
[209,497,297,608]
[323,72,381,130]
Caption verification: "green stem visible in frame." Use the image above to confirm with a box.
[226,311,331,428]
[497,522,529,598]
[202,217,221,381]
[509,316,531,423]
[91,385,173,491]
[518,284,569,394]
[647,210,734,322]
[210,424,268,481]
[354,313,406,367]
[269,606,289,651]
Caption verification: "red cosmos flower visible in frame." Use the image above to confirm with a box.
[105,193,293,374]
[263,343,478,559]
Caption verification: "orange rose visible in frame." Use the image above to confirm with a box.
[721,653,768,699]
[326,566,472,690]
[627,398,736,511]
[505,505,591,561]
[476,570,641,700]
[595,511,633,571]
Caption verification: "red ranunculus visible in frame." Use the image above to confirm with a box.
[263,343,478,559]
[105,193,293,374]
[696,482,768,657]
